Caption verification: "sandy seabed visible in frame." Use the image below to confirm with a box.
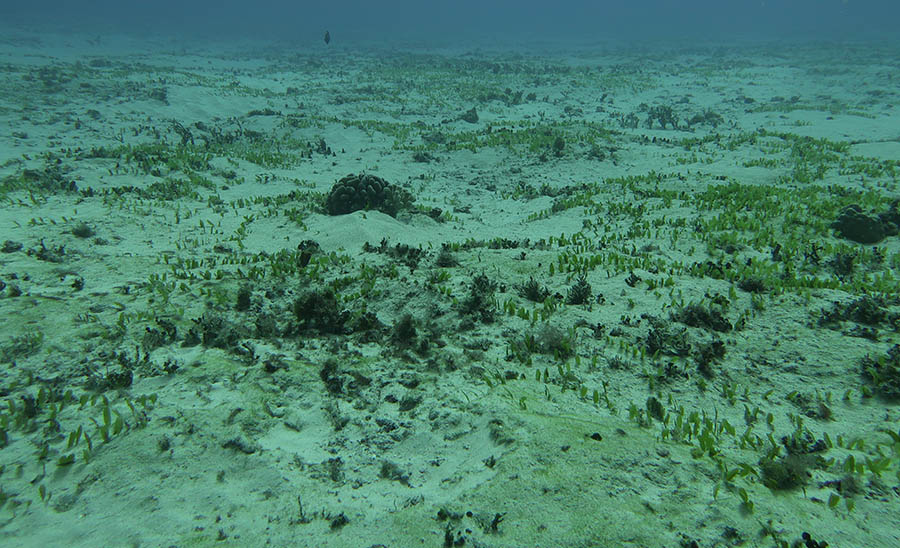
[1,27,899,548]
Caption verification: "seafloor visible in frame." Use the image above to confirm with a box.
[1,29,899,548]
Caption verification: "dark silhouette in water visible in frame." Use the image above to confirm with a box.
[324,30,331,45]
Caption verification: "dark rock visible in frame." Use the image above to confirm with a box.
[831,205,885,244]
[1,240,22,253]
[460,107,478,124]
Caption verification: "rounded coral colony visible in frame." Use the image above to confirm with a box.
[325,172,412,217]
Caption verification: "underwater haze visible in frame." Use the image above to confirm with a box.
[2,0,900,44]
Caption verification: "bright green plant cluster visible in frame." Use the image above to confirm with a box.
[1,387,156,513]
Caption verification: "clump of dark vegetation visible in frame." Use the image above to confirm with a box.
[148,87,169,104]
[646,396,665,422]
[319,359,371,402]
[799,531,829,548]
[2,154,79,197]
[329,513,349,530]
[185,313,248,349]
[605,355,630,369]
[247,108,279,117]
[422,130,446,145]
[759,454,815,490]
[346,309,383,341]
[1,240,23,253]
[758,430,831,491]
[588,142,614,161]
[645,104,679,129]
[477,87,526,106]
[537,134,566,162]
[24,65,74,93]
[487,237,522,249]
[507,324,576,363]
[141,318,178,351]
[84,364,133,392]
[325,173,414,217]
[28,240,66,263]
[392,313,418,347]
[860,344,900,399]
[0,331,45,363]
[262,355,289,374]
[517,277,550,302]
[380,460,411,485]
[387,243,426,270]
[435,245,459,267]
[102,366,134,390]
[818,295,897,329]
[255,312,281,339]
[782,429,828,456]
[532,324,576,360]
[694,339,726,377]
[841,295,892,325]
[645,317,691,357]
[673,302,732,332]
[90,349,179,390]
[460,273,498,324]
[70,221,95,238]
[292,290,348,334]
[235,286,252,311]
[822,473,863,500]
[552,135,565,157]
[828,250,857,280]
[617,112,641,129]
[565,274,591,305]
[362,238,426,270]
[686,109,725,128]
[788,391,834,421]
[412,151,435,163]
[399,394,422,413]
[736,276,767,293]
[505,337,531,364]
[320,357,343,395]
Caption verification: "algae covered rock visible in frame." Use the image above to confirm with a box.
[831,204,886,244]
[325,173,413,217]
